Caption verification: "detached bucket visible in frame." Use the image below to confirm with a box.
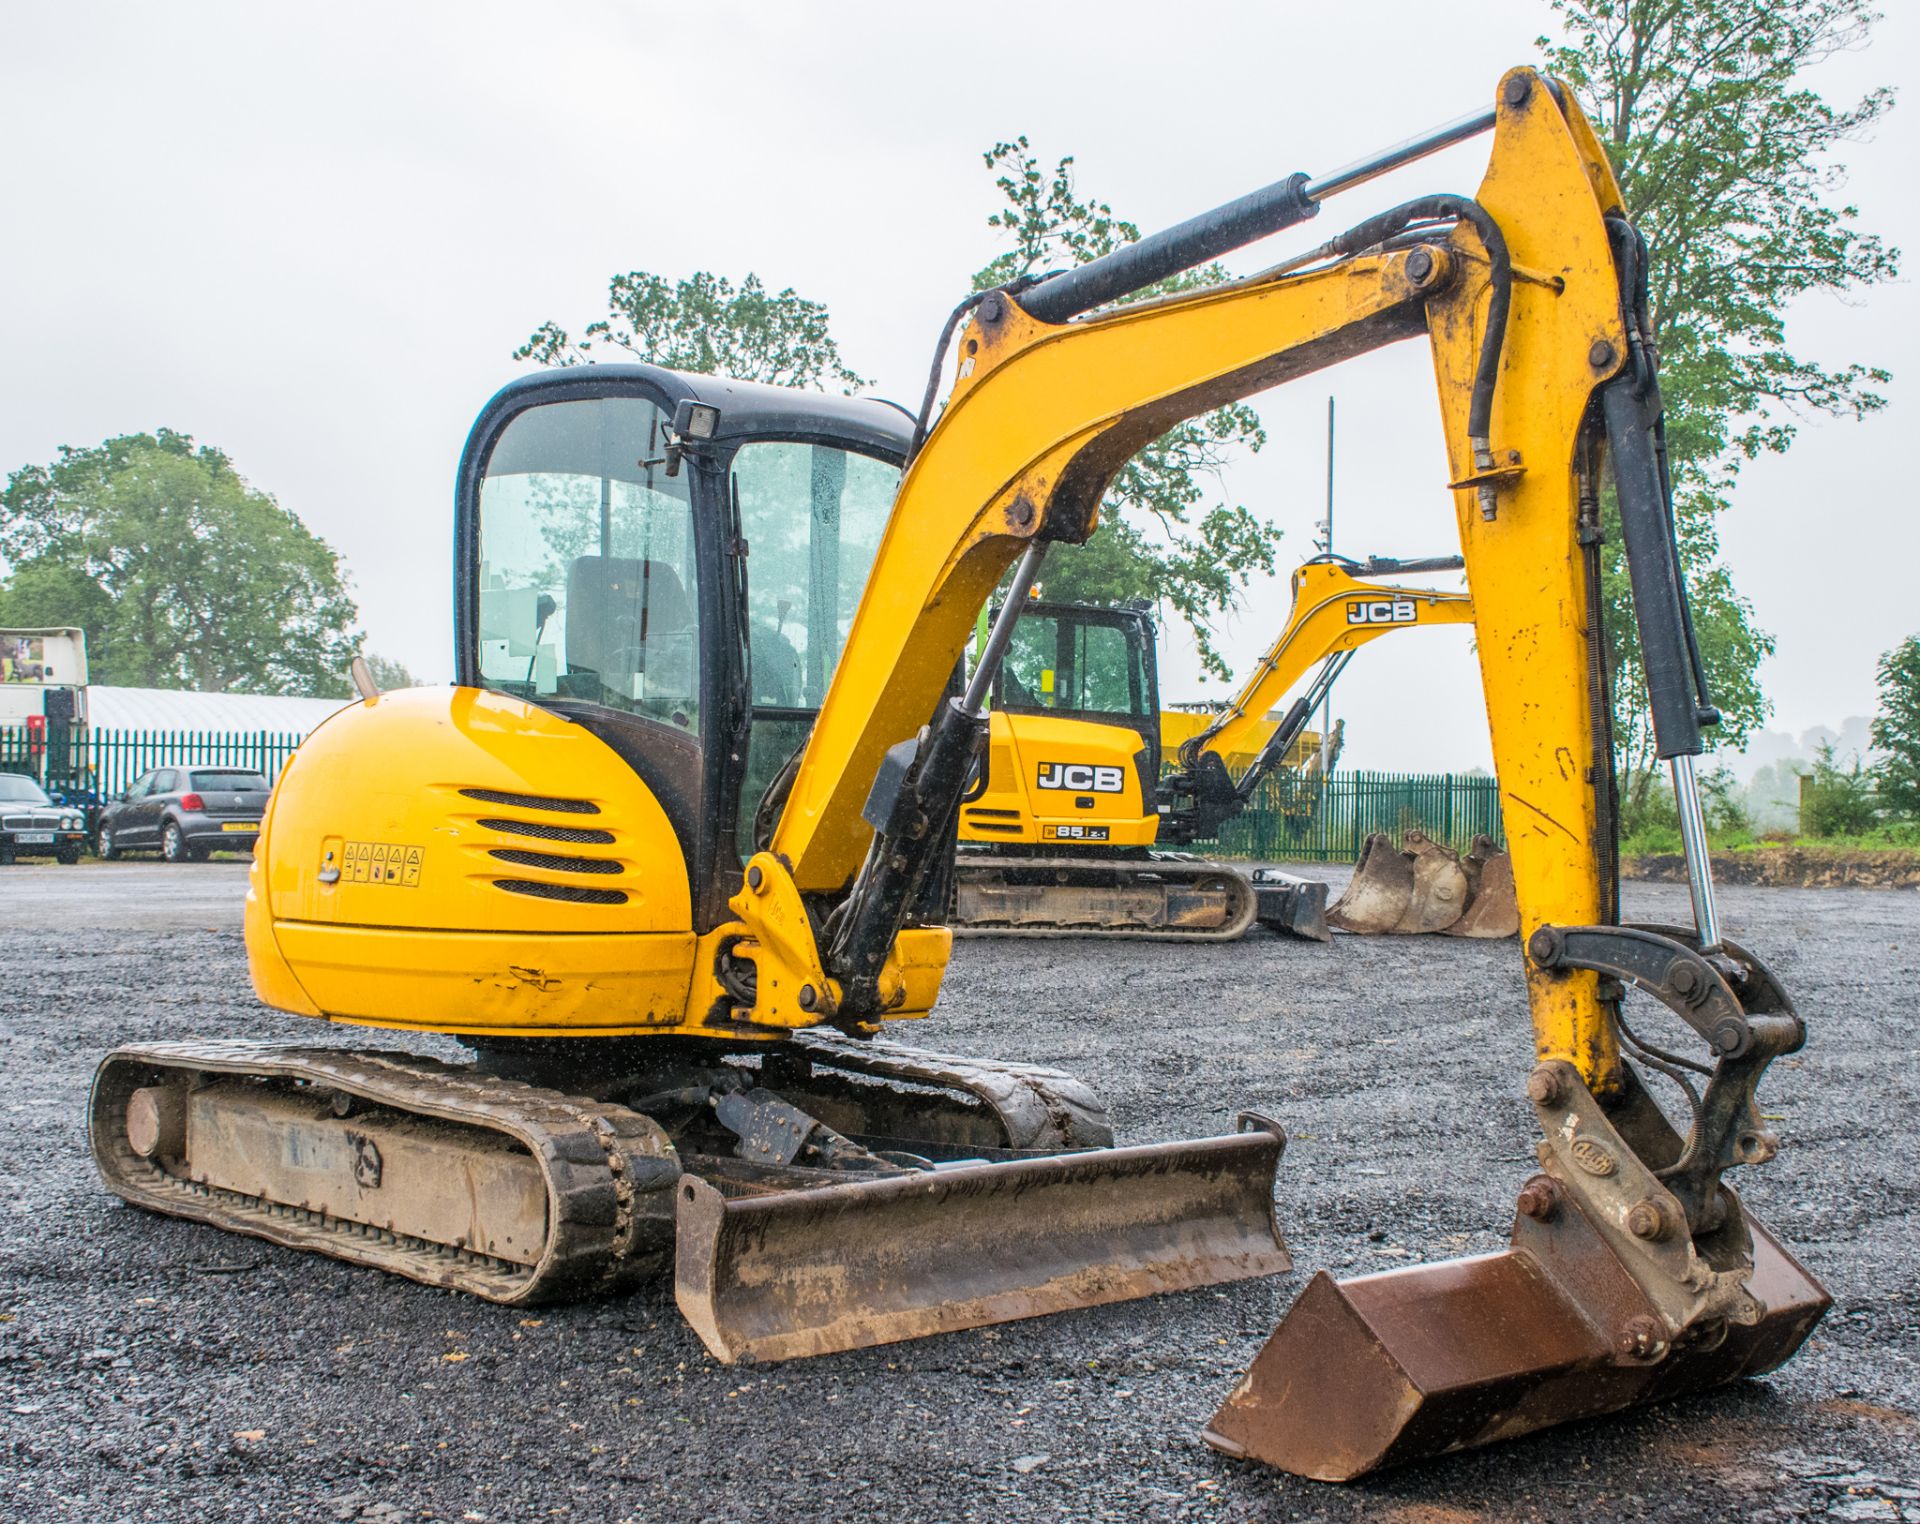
[1445,837,1520,939]
[1325,834,1413,934]
[676,1129,1290,1363]
[1327,832,1469,935]
[1203,1194,1827,1481]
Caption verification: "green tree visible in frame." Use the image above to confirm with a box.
[516,271,868,391]
[1541,0,1899,800]
[0,431,359,696]
[1871,635,1920,819]
[974,139,1279,679]
[1797,741,1879,836]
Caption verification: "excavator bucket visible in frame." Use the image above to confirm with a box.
[1202,1191,1827,1480]
[676,1128,1290,1363]
[1443,835,1520,939]
[1323,833,1412,934]
[1326,832,1469,935]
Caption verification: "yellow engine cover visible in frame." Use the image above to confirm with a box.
[246,685,701,1037]
[958,711,1160,849]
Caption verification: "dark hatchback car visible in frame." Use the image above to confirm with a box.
[0,774,89,863]
[96,767,272,862]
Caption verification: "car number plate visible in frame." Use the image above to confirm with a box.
[16,832,54,844]
[222,821,260,832]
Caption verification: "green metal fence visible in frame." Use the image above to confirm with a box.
[2,721,1503,867]
[0,725,304,801]
[1197,769,1506,863]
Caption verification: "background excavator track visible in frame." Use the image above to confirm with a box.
[952,852,1258,942]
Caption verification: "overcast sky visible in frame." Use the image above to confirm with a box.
[3,2,1914,770]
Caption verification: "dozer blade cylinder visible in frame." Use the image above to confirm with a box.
[675,1129,1291,1363]
[1203,1197,1827,1481]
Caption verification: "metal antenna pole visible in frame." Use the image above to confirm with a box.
[1318,397,1335,777]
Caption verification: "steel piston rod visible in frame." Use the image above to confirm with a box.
[963,541,1048,714]
[1669,753,1724,952]
[1017,105,1500,324]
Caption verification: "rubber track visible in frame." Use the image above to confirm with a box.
[952,853,1259,943]
[91,1036,1128,1305]
[90,1042,681,1306]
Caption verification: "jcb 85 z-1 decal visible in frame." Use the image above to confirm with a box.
[1035,762,1125,793]
[1042,824,1111,841]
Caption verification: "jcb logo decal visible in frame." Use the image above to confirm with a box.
[1036,762,1125,794]
[1347,599,1418,625]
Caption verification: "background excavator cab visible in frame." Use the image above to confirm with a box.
[963,600,1162,850]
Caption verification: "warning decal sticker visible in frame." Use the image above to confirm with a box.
[343,841,425,887]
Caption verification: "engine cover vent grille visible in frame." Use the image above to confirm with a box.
[494,879,628,906]
[460,788,599,815]
[478,817,615,845]
[488,848,622,875]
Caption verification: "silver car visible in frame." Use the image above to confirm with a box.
[96,766,272,862]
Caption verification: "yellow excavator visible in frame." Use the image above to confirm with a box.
[955,553,1477,940]
[90,69,1825,1479]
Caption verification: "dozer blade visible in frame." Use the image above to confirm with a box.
[1249,869,1332,943]
[1444,836,1520,939]
[676,1127,1290,1363]
[1326,832,1469,935]
[1202,1192,1827,1481]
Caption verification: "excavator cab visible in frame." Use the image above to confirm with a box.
[962,599,1162,849]
[462,372,913,921]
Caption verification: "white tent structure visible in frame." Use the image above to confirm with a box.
[86,686,356,736]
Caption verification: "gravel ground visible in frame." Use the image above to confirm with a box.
[2,861,1916,1523]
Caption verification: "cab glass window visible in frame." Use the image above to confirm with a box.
[476,396,701,731]
[732,443,899,709]
[998,612,1149,718]
[729,442,901,856]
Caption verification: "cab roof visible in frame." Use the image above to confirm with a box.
[472,363,917,465]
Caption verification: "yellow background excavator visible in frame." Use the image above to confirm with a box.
[91,69,1826,1481]
[954,553,1478,940]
